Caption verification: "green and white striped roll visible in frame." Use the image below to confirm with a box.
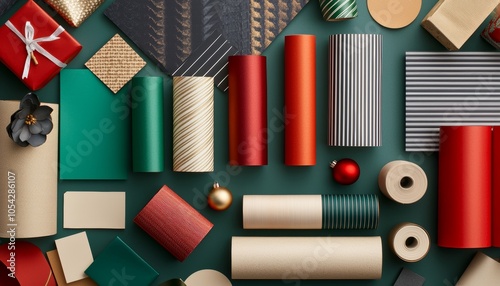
[319,0,358,21]
[243,194,379,229]
[173,76,214,172]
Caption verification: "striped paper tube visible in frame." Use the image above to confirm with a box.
[328,34,382,147]
[319,0,358,21]
[173,76,214,172]
[243,194,379,229]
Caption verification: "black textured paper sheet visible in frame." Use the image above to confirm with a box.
[0,0,17,17]
[105,0,309,74]
[394,268,425,286]
[172,32,238,91]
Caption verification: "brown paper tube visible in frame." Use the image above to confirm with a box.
[173,76,214,172]
[389,223,430,263]
[228,55,268,166]
[231,236,382,280]
[284,35,316,166]
[456,252,500,285]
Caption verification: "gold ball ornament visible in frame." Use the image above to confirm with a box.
[208,182,233,211]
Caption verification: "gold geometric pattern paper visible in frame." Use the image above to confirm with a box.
[85,34,146,93]
[45,0,105,27]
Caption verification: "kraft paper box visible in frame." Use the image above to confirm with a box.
[0,0,82,90]
[421,0,499,50]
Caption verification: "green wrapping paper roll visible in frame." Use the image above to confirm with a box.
[319,0,358,21]
[132,77,165,172]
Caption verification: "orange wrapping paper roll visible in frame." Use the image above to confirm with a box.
[284,35,316,166]
[438,126,492,248]
[493,127,500,247]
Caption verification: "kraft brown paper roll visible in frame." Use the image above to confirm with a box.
[378,160,427,204]
[243,195,321,229]
[389,223,430,263]
[231,236,382,280]
[0,101,58,238]
[456,252,500,286]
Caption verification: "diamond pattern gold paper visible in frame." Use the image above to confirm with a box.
[45,0,104,27]
[85,34,146,93]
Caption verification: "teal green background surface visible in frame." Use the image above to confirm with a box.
[1,0,500,285]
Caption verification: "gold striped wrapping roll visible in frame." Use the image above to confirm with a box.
[173,76,214,172]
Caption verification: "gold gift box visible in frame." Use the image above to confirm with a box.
[45,0,104,27]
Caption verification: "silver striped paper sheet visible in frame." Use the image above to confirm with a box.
[328,34,382,147]
[405,52,500,152]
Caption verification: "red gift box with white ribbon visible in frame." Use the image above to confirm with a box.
[0,0,81,90]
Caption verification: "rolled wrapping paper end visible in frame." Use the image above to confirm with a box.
[378,160,427,204]
[389,223,430,263]
[319,0,358,21]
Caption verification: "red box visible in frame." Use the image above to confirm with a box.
[0,0,81,90]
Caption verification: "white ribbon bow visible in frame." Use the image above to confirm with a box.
[5,21,67,79]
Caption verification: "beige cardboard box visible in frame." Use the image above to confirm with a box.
[422,0,500,50]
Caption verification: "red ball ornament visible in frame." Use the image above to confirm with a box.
[330,159,360,185]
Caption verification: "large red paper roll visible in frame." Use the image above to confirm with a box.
[438,126,492,248]
[493,127,500,247]
[284,35,316,166]
[228,55,268,166]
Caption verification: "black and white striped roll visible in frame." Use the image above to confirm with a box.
[328,34,382,147]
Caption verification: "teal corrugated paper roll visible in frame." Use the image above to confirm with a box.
[243,194,378,229]
[132,77,165,172]
[322,194,379,229]
[319,0,358,21]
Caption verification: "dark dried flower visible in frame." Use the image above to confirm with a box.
[6,93,53,147]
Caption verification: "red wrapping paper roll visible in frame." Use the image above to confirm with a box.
[134,185,213,261]
[284,35,316,166]
[228,55,268,166]
[438,126,492,248]
[493,127,500,247]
